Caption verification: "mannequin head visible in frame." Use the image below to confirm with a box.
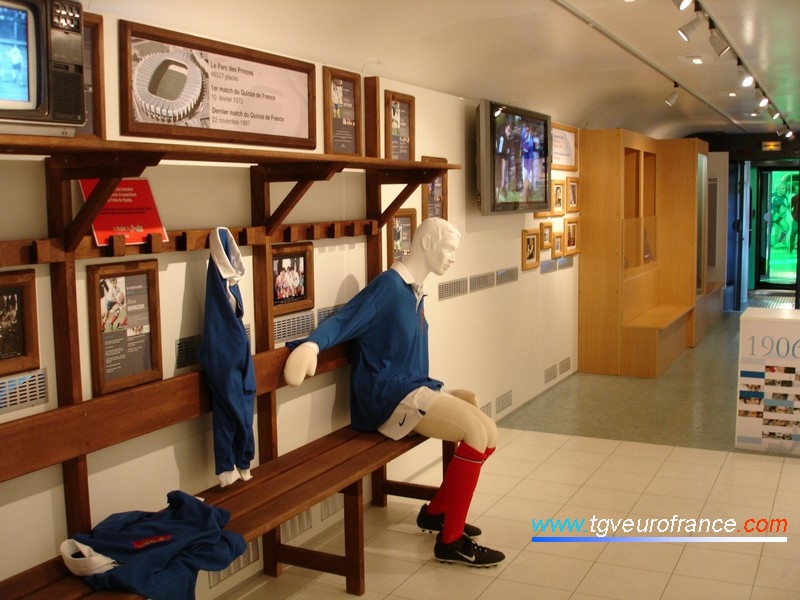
[404,218,461,282]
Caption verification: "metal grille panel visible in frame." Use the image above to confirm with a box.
[274,313,314,342]
[0,369,48,414]
[439,277,468,300]
[496,267,519,286]
[469,272,495,293]
[208,540,259,588]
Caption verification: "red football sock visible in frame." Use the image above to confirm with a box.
[439,443,487,544]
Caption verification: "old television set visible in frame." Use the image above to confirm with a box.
[476,98,551,215]
[0,0,85,136]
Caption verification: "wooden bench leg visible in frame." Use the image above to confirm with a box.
[342,480,365,595]
[370,465,388,507]
[262,529,281,578]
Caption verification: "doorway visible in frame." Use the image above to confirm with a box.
[751,165,798,289]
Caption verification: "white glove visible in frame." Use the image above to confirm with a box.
[283,342,319,386]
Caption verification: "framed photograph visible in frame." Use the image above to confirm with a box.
[119,20,315,148]
[421,156,448,220]
[566,177,580,213]
[387,208,417,267]
[272,242,314,316]
[539,221,553,250]
[551,180,566,217]
[384,90,415,160]
[323,66,362,156]
[565,217,580,256]
[552,122,579,172]
[87,260,162,396]
[521,229,540,271]
[552,230,564,258]
[0,270,39,377]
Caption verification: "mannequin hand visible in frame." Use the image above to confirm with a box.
[283,342,319,386]
[448,388,479,408]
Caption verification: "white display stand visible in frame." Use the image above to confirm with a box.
[737,307,800,454]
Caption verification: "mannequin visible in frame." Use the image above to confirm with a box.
[284,217,504,567]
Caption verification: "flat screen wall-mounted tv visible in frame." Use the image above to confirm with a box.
[476,99,550,216]
[0,0,85,136]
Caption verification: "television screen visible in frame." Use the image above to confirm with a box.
[476,99,550,215]
[0,3,36,110]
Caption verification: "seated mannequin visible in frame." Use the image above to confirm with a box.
[284,217,504,567]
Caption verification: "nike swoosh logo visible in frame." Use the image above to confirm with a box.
[456,551,476,562]
[399,415,407,427]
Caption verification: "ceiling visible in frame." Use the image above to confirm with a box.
[89,0,799,139]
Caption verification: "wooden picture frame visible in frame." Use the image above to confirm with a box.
[387,208,417,267]
[552,230,564,258]
[119,20,315,148]
[384,90,415,160]
[566,177,580,213]
[0,270,39,377]
[421,156,448,220]
[522,229,540,271]
[87,260,162,396]
[552,122,579,172]
[551,180,566,217]
[322,66,362,156]
[272,242,314,316]
[539,221,553,250]
[565,217,580,255]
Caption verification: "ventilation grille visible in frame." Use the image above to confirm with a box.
[0,369,48,414]
[175,334,203,369]
[439,278,468,301]
[496,267,518,286]
[274,313,314,342]
[559,357,571,375]
[480,402,492,418]
[321,494,344,521]
[495,390,512,414]
[544,364,558,384]
[317,304,344,326]
[280,508,313,541]
[469,272,495,293]
[208,539,259,588]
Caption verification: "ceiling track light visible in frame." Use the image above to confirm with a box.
[737,61,754,87]
[786,130,795,140]
[768,105,781,120]
[673,0,693,10]
[754,88,769,109]
[708,22,730,57]
[664,83,679,107]
[678,9,705,42]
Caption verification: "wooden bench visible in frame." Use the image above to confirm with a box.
[0,344,453,599]
[621,303,694,377]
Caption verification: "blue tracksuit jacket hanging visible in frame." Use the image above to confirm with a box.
[72,490,245,600]
[199,227,256,474]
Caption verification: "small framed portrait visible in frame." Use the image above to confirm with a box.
[552,230,564,258]
[539,221,553,250]
[566,177,580,213]
[551,179,566,216]
[272,242,314,316]
[421,156,448,220]
[522,229,540,271]
[87,260,162,395]
[387,208,417,267]
[384,90,415,160]
[565,217,580,255]
[0,270,39,377]
[322,66,362,156]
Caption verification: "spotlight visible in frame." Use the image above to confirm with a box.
[777,125,786,137]
[755,88,769,109]
[738,62,753,87]
[664,83,679,107]
[673,0,693,9]
[678,10,705,42]
[768,105,781,120]
[785,130,795,140]
[708,23,730,57]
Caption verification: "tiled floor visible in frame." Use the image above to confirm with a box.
[221,304,800,599]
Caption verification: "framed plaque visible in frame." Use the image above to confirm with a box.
[384,90,415,160]
[552,122,579,171]
[522,229,540,271]
[421,156,448,220]
[387,208,417,266]
[272,242,314,316]
[119,20,315,148]
[0,270,39,377]
[87,260,162,395]
[323,66,362,155]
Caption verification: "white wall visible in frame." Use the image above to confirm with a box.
[0,3,579,592]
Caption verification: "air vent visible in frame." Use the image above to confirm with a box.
[0,369,48,414]
[317,304,345,326]
[439,278,468,301]
[495,390,512,414]
[321,494,344,521]
[274,313,314,342]
[496,267,518,286]
[559,356,571,375]
[544,364,558,384]
[469,272,495,293]
[175,334,202,369]
[208,540,259,588]
[280,508,313,541]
